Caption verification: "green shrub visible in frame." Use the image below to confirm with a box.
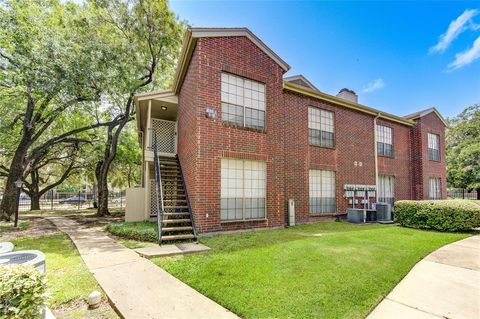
[105,222,158,242]
[0,265,48,319]
[395,200,480,232]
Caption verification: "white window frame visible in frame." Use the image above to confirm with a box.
[221,72,266,130]
[308,107,335,148]
[429,177,441,200]
[428,133,440,161]
[309,169,336,215]
[220,158,267,221]
[378,175,395,205]
[376,125,393,157]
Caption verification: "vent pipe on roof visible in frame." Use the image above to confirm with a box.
[336,88,358,103]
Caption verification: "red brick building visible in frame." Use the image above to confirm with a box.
[128,28,447,236]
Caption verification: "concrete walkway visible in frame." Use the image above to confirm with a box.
[47,216,238,319]
[368,235,480,319]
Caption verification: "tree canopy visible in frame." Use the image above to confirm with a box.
[446,104,480,195]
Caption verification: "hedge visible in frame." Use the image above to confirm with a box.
[0,265,48,319]
[395,200,480,232]
[105,221,157,242]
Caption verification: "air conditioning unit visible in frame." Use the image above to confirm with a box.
[376,202,393,223]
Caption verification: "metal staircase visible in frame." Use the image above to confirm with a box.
[152,141,197,244]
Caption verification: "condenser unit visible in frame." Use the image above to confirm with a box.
[376,203,393,224]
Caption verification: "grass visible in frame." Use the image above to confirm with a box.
[12,234,118,319]
[153,222,469,319]
[105,221,157,242]
[0,220,30,235]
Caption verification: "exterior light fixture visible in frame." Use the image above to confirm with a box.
[14,179,23,188]
[161,106,168,111]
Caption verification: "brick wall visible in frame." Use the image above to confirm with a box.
[410,112,447,199]
[177,34,446,234]
[284,91,378,224]
[177,45,199,214]
[178,36,286,233]
[377,119,412,201]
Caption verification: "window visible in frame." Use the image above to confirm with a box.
[376,125,393,157]
[308,107,335,147]
[378,175,395,206]
[429,177,441,200]
[221,72,266,130]
[309,170,336,214]
[221,158,266,221]
[428,133,440,161]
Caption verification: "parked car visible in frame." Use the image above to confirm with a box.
[19,193,30,203]
[59,196,86,205]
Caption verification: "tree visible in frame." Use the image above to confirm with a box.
[446,104,480,199]
[109,123,142,189]
[89,0,183,216]
[0,0,114,220]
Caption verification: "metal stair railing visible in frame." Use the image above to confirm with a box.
[152,136,165,245]
[177,156,198,241]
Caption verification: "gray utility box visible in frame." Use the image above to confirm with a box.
[288,199,295,226]
[347,209,365,224]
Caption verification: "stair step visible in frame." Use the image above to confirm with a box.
[163,212,190,216]
[162,226,193,232]
[162,234,195,241]
[162,219,191,224]
[164,206,188,209]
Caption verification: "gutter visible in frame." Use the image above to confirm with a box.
[374,113,380,199]
[283,82,415,127]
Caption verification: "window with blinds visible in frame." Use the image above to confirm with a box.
[221,72,266,130]
[220,158,266,221]
[429,177,441,200]
[378,175,395,206]
[308,107,335,148]
[428,133,440,161]
[309,170,336,214]
[376,125,393,157]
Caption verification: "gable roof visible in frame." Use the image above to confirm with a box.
[404,107,447,126]
[284,75,319,91]
[172,28,290,93]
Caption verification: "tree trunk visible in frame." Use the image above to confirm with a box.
[0,145,29,221]
[477,188,480,200]
[96,160,111,216]
[30,194,41,211]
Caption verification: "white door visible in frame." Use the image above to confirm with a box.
[151,119,177,154]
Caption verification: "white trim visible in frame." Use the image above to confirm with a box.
[284,74,318,91]
[404,107,447,126]
[190,28,290,72]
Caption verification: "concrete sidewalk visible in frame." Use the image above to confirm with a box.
[368,235,480,319]
[47,216,238,319]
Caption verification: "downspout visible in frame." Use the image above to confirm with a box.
[374,113,381,203]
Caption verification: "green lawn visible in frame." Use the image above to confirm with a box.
[153,222,469,319]
[12,234,118,319]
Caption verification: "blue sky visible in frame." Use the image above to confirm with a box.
[170,1,480,118]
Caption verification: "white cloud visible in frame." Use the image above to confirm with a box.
[447,35,480,71]
[362,78,386,93]
[429,9,479,54]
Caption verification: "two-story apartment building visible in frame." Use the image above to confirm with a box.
[126,28,447,237]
